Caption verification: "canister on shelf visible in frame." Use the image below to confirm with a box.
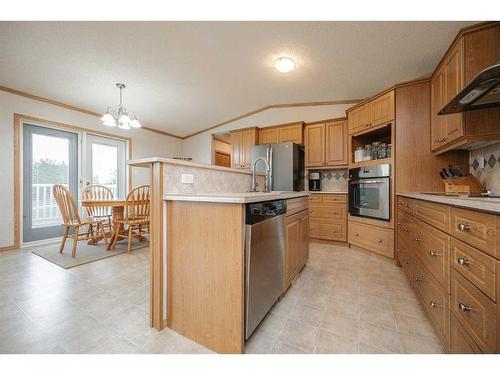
[363,144,372,161]
[354,146,364,163]
[371,141,381,160]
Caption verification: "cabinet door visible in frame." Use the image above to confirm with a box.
[240,128,257,169]
[443,39,465,143]
[371,90,395,127]
[278,124,303,144]
[304,124,325,167]
[325,120,347,166]
[230,131,242,168]
[299,212,309,269]
[431,68,446,150]
[284,213,301,292]
[348,105,368,134]
[258,128,279,145]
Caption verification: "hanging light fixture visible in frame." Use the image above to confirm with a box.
[101,83,142,129]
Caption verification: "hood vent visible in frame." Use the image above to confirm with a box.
[438,62,500,115]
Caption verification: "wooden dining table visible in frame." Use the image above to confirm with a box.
[80,199,127,250]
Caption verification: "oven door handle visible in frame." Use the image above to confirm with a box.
[350,179,387,185]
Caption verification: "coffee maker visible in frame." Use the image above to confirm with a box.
[308,171,321,191]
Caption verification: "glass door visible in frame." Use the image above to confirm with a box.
[84,134,127,199]
[23,124,78,242]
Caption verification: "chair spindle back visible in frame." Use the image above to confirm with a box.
[52,185,81,225]
[125,185,150,221]
[82,185,114,217]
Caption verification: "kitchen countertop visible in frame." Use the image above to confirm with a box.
[164,191,310,204]
[397,192,500,215]
[310,191,348,194]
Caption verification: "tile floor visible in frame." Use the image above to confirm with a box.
[0,241,443,354]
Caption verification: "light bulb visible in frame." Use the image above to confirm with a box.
[101,113,114,123]
[274,57,296,73]
[130,119,142,128]
[118,114,131,125]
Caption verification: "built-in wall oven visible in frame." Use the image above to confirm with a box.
[348,164,391,221]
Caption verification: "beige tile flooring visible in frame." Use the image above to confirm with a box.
[0,241,443,354]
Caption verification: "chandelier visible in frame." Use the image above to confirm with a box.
[101,83,142,129]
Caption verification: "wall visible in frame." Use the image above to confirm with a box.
[0,90,183,249]
[470,143,500,194]
[182,104,354,164]
[316,168,348,192]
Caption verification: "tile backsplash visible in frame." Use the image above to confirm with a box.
[307,168,348,192]
[470,143,500,194]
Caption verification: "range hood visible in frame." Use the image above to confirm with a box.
[439,62,500,115]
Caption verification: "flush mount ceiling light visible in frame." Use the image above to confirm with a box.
[101,83,142,129]
[274,57,296,73]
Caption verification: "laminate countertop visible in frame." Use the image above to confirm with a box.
[164,191,310,204]
[397,192,500,215]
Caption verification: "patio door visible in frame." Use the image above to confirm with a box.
[23,124,78,242]
[84,134,127,199]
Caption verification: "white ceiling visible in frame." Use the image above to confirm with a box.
[0,21,473,137]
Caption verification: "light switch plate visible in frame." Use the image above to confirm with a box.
[181,174,194,184]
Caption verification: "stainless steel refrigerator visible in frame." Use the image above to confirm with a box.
[250,142,304,191]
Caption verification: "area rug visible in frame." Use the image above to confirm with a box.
[32,237,149,269]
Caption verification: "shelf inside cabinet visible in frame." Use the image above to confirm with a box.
[349,157,393,169]
[350,123,392,166]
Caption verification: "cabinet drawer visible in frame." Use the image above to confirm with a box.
[414,217,450,291]
[310,222,346,241]
[451,238,496,301]
[419,265,451,349]
[451,269,496,353]
[322,194,347,204]
[310,205,346,222]
[399,249,417,286]
[450,315,484,353]
[451,207,498,259]
[397,196,414,213]
[348,221,393,258]
[413,199,450,233]
[308,194,323,203]
[286,197,309,216]
[397,209,418,253]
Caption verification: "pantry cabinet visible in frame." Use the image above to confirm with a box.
[230,127,258,169]
[304,119,347,167]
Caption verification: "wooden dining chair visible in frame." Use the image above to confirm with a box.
[111,185,150,253]
[52,184,108,257]
[82,185,114,234]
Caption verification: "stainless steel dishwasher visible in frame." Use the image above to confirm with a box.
[244,199,286,340]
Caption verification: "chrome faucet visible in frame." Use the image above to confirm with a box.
[251,153,272,192]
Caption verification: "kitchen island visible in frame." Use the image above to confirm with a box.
[128,157,309,353]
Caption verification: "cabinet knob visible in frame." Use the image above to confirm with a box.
[458,223,470,232]
[403,228,408,232]
[430,301,439,309]
[457,257,470,266]
[377,239,383,243]
[437,137,446,143]
[355,233,359,237]
[429,251,438,257]
[458,302,471,313]
[415,237,421,242]
[415,277,424,282]
[405,260,412,265]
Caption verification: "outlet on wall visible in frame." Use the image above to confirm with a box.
[181,174,194,184]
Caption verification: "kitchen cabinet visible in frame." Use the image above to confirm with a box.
[397,195,500,353]
[284,201,309,292]
[430,23,500,154]
[309,193,347,242]
[258,122,303,145]
[347,90,394,135]
[304,119,347,167]
[230,127,258,169]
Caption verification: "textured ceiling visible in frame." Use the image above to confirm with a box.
[0,21,473,137]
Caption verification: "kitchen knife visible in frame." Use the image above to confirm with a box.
[448,165,465,177]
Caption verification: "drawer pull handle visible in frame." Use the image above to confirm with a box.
[415,237,421,242]
[429,251,438,257]
[430,301,439,308]
[457,257,470,266]
[458,303,471,313]
[403,228,408,232]
[415,277,424,282]
[458,223,471,232]
[377,239,383,243]
[355,233,359,237]
[405,260,412,265]
[405,203,409,208]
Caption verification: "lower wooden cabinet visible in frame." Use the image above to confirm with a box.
[284,206,309,292]
[309,193,347,242]
[397,196,500,353]
[349,221,394,258]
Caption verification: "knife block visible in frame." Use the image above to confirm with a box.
[442,175,485,195]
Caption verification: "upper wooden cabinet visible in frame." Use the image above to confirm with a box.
[431,23,500,154]
[347,90,395,135]
[230,127,258,169]
[304,119,347,167]
[257,122,303,145]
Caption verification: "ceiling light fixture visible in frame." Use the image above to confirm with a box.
[274,57,296,73]
[101,83,142,129]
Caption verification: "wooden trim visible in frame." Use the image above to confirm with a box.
[0,85,183,140]
[12,113,134,250]
[255,120,305,131]
[305,116,347,126]
[149,162,164,330]
[183,99,362,139]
